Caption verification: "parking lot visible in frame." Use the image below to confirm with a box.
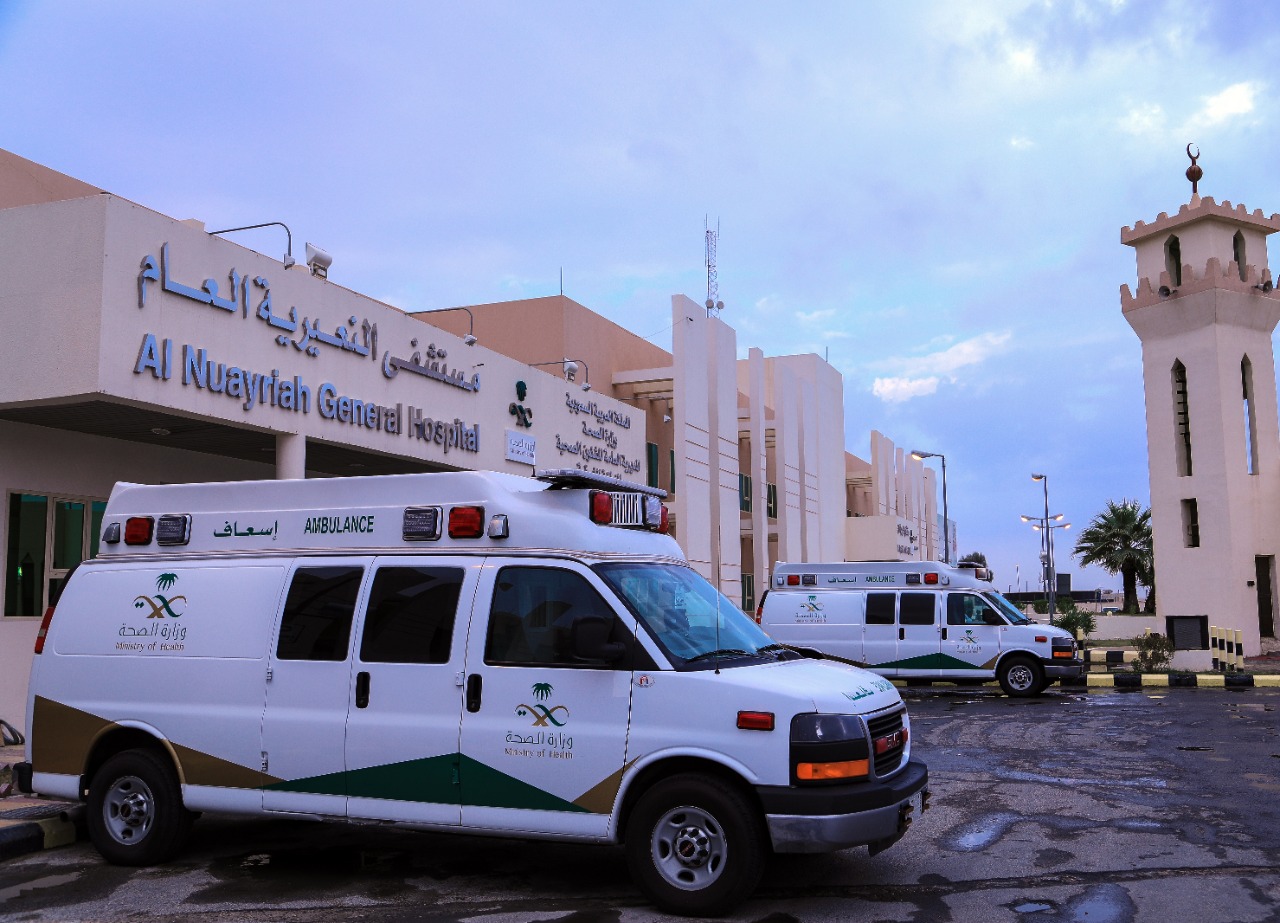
[2,685,1278,922]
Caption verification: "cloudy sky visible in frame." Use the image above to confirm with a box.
[3,0,1278,592]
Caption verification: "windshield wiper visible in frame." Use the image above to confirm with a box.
[685,648,752,663]
[755,643,794,659]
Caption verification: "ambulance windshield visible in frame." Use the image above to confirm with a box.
[596,562,788,668]
[984,590,1033,625]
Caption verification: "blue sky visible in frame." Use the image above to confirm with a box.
[4,0,1280,592]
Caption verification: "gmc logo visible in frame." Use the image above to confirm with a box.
[874,729,904,755]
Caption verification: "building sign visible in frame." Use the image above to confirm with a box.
[896,522,919,558]
[125,241,646,477]
[139,245,480,392]
[506,430,536,466]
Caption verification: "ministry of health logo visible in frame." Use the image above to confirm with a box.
[134,573,187,618]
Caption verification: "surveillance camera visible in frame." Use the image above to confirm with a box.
[305,242,333,278]
[562,360,579,382]
[463,333,478,346]
[581,382,591,392]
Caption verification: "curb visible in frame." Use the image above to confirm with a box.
[1062,673,1280,689]
[0,798,83,862]
[891,674,1280,691]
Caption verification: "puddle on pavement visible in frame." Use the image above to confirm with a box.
[0,872,81,904]
[1010,899,1056,913]
[1177,746,1214,751]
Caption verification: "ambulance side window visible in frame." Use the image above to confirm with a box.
[485,566,625,668]
[899,593,936,625]
[360,566,463,664]
[276,566,364,661]
[948,593,1002,626]
[866,593,895,625]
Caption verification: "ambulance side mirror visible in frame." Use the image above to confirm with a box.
[571,615,627,663]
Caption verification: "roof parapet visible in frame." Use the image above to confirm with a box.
[1122,196,1280,245]
[1121,256,1277,312]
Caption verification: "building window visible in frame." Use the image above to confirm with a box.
[1172,360,1193,477]
[669,450,676,495]
[1181,498,1200,548]
[4,492,107,618]
[739,473,752,513]
[1165,234,1182,287]
[1234,231,1247,281]
[741,572,755,613]
[766,483,778,519]
[646,442,660,489]
[1243,356,1258,475]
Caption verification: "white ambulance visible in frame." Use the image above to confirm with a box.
[759,561,1083,697]
[16,470,927,917]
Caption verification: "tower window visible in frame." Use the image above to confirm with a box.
[1181,498,1200,548]
[1243,356,1259,475]
[1172,360,1193,477]
[1165,235,1183,287]
[1234,231,1247,281]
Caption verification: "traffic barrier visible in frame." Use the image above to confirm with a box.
[1210,625,1221,671]
[1233,630,1244,672]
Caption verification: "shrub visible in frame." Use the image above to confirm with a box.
[1132,632,1175,671]
[1055,596,1077,614]
[1057,610,1097,641]
[1031,598,1049,615]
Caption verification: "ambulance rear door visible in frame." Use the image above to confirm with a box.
[262,559,370,815]
[343,555,480,825]
[895,591,944,677]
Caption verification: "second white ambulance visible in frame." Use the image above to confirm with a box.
[759,561,1083,696]
[17,470,927,917]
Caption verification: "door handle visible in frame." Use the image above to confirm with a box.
[466,673,483,713]
[941,627,948,641]
[899,627,905,641]
[355,671,370,709]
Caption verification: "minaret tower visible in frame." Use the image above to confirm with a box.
[1121,146,1280,655]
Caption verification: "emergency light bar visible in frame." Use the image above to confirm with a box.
[536,468,667,498]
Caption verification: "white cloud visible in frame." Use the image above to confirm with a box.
[873,377,940,403]
[1009,136,1034,150]
[889,330,1013,379]
[1119,103,1164,136]
[1192,81,1258,127]
[796,308,837,324]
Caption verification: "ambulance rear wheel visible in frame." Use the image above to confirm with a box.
[87,748,192,866]
[625,773,766,917]
[998,655,1044,697]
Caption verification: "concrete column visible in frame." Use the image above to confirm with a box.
[276,433,306,479]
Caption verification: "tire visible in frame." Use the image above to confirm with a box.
[87,748,192,866]
[998,655,1045,698]
[625,773,767,917]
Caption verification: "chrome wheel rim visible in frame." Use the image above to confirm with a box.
[650,804,727,891]
[1007,663,1036,692]
[102,774,155,845]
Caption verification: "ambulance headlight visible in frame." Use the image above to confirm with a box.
[790,714,870,785]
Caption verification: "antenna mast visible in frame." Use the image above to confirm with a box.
[704,217,724,316]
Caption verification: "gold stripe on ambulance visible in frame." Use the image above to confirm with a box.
[31,696,281,788]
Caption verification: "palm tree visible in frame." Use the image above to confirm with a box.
[1072,500,1152,614]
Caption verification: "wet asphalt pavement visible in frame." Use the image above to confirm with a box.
[1,686,1278,922]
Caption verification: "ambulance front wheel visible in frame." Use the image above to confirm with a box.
[625,773,767,917]
[87,748,192,866]
[998,655,1045,697]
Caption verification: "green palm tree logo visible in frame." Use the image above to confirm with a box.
[532,682,553,701]
[156,573,178,592]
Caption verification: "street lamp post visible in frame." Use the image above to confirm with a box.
[1024,473,1067,624]
[910,450,949,564]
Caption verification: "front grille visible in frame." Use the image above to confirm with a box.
[866,705,906,777]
